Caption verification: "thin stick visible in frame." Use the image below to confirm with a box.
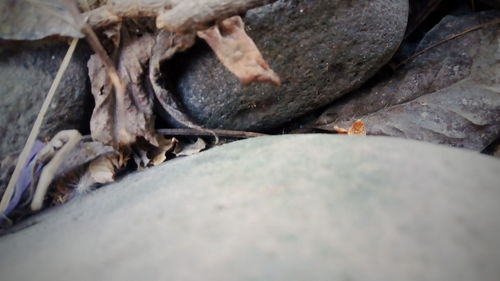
[157,128,267,139]
[0,39,79,213]
[62,0,124,92]
[396,18,500,69]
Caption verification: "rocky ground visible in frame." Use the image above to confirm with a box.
[0,0,499,279]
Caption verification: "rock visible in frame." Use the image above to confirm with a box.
[407,0,444,36]
[0,40,93,161]
[478,0,500,9]
[316,11,500,151]
[171,0,408,131]
[1,135,500,281]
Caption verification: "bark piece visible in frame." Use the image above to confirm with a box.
[83,0,278,32]
[197,16,280,86]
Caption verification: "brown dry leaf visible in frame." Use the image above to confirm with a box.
[197,15,281,87]
[149,136,177,166]
[88,32,158,148]
[348,120,366,136]
[87,154,121,185]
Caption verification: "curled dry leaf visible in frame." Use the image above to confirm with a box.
[87,155,121,185]
[149,136,177,166]
[72,153,123,195]
[149,30,201,129]
[197,16,281,87]
[174,138,207,157]
[88,33,158,148]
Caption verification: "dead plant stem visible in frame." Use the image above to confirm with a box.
[157,128,266,139]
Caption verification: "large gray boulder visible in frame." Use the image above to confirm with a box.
[173,0,409,131]
[0,40,92,161]
[1,135,499,281]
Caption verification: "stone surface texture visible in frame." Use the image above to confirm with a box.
[317,11,500,151]
[0,40,92,161]
[172,0,408,131]
[1,135,500,281]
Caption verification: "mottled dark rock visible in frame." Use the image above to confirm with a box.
[478,0,500,9]
[172,0,408,131]
[316,11,500,151]
[0,40,92,161]
[407,0,444,36]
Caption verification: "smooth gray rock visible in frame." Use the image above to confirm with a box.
[1,135,500,281]
[316,11,500,151]
[172,0,408,131]
[0,40,92,161]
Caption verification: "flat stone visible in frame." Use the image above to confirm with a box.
[172,0,408,131]
[1,135,499,281]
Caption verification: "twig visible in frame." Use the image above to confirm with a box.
[396,17,500,69]
[62,0,124,92]
[0,39,79,214]
[157,128,266,139]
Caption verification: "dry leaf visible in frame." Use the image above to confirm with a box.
[149,30,203,130]
[174,138,207,157]
[348,120,366,136]
[0,0,82,40]
[54,141,117,179]
[149,136,177,166]
[88,155,120,184]
[197,16,281,87]
[88,33,158,148]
